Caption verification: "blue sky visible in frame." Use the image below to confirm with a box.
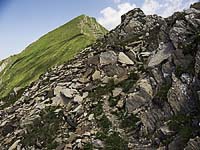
[0,0,198,60]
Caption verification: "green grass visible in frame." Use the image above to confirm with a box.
[0,87,26,109]
[0,15,107,99]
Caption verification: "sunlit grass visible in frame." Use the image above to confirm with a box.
[0,15,107,99]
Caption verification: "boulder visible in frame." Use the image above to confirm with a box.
[112,88,122,97]
[103,64,127,77]
[87,55,99,65]
[54,86,77,98]
[148,42,173,67]
[118,52,134,65]
[100,51,117,65]
[168,75,198,114]
[92,70,101,80]
[126,92,149,113]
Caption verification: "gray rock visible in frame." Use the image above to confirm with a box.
[54,86,77,98]
[112,88,122,97]
[126,92,150,113]
[148,42,173,67]
[137,79,153,97]
[87,55,99,65]
[168,75,198,114]
[92,70,101,80]
[63,115,77,129]
[116,99,124,108]
[100,51,117,65]
[168,136,185,150]
[93,139,104,148]
[74,95,83,103]
[103,64,127,77]
[8,140,20,150]
[180,73,193,85]
[88,114,94,120]
[185,136,200,150]
[140,102,172,134]
[195,46,200,75]
[118,52,134,65]
[13,87,23,95]
[140,52,152,57]
[190,2,200,10]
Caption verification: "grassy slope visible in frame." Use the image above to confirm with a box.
[0,15,107,98]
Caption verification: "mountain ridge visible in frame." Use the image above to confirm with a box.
[0,14,107,99]
[0,2,200,150]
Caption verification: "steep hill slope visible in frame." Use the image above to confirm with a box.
[0,2,200,150]
[0,15,107,99]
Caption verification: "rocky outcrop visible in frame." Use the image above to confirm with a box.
[0,2,200,150]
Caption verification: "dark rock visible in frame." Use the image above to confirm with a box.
[148,42,174,67]
[195,46,200,76]
[0,2,200,150]
[103,64,127,77]
[87,55,99,65]
[190,2,200,10]
[63,115,77,129]
[60,92,71,105]
[185,136,200,150]
[168,135,186,150]
[1,123,15,136]
[168,75,198,114]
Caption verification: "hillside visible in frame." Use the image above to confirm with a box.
[0,15,107,99]
[0,2,200,150]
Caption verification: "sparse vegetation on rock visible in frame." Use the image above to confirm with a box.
[0,2,200,150]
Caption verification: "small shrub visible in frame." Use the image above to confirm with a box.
[88,79,115,99]
[98,115,112,133]
[83,143,93,150]
[22,106,63,149]
[96,131,107,140]
[167,114,194,142]
[175,66,185,78]
[175,64,195,78]
[94,102,103,117]
[118,72,139,93]
[120,113,140,130]
[108,96,118,107]
[152,83,171,106]
[105,132,128,150]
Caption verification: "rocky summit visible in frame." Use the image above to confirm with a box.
[0,2,200,150]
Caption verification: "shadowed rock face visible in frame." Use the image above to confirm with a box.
[0,2,200,150]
